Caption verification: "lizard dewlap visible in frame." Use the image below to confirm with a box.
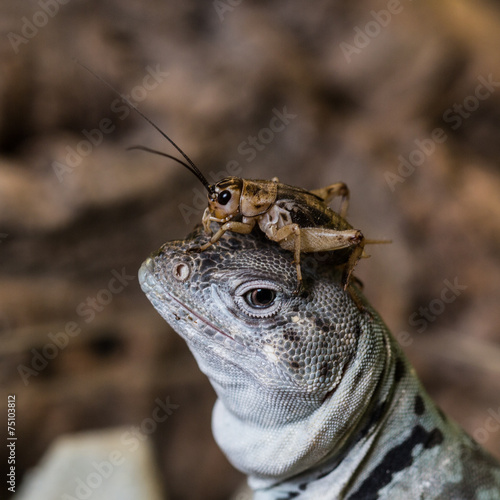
[139,226,500,499]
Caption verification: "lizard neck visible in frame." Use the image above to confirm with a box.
[211,309,396,484]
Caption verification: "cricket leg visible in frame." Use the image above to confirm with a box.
[292,227,365,289]
[295,227,363,253]
[272,224,303,293]
[202,208,213,234]
[341,237,365,290]
[310,182,350,218]
[198,220,255,251]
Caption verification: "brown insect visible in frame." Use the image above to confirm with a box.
[131,144,384,291]
[77,62,386,291]
[198,175,364,289]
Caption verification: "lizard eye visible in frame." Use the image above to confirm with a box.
[245,288,276,308]
[234,281,283,318]
[217,190,232,205]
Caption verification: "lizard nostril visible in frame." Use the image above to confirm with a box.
[172,261,190,282]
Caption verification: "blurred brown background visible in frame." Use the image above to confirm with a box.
[1,0,500,499]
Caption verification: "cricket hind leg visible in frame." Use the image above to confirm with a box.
[273,225,365,293]
[290,226,365,290]
[310,182,350,218]
[341,237,365,290]
[339,235,392,290]
[272,223,304,294]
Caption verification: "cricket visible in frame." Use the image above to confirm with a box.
[78,61,387,291]
[131,145,369,290]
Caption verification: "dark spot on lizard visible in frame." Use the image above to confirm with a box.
[278,492,300,499]
[283,330,300,342]
[358,400,388,438]
[354,322,362,337]
[424,428,444,448]
[320,324,331,335]
[414,394,425,416]
[316,470,330,480]
[298,482,308,491]
[347,425,445,499]
[352,368,364,387]
[199,258,218,272]
[394,356,405,383]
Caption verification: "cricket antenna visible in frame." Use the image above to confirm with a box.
[75,59,212,193]
[127,145,212,190]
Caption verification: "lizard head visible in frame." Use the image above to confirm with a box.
[139,226,390,479]
[139,226,371,425]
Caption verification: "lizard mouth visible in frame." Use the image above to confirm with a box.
[139,258,235,342]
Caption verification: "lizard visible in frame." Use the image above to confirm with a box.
[139,225,500,499]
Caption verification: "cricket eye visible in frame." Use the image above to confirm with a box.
[245,288,276,308]
[217,190,232,205]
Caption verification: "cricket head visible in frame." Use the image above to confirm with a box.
[139,227,378,425]
[207,177,243,221]
[207,177,280,222]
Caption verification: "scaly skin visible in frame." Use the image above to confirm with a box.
[139,226,500,499]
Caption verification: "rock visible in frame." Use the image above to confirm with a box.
[14,428,165,500]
